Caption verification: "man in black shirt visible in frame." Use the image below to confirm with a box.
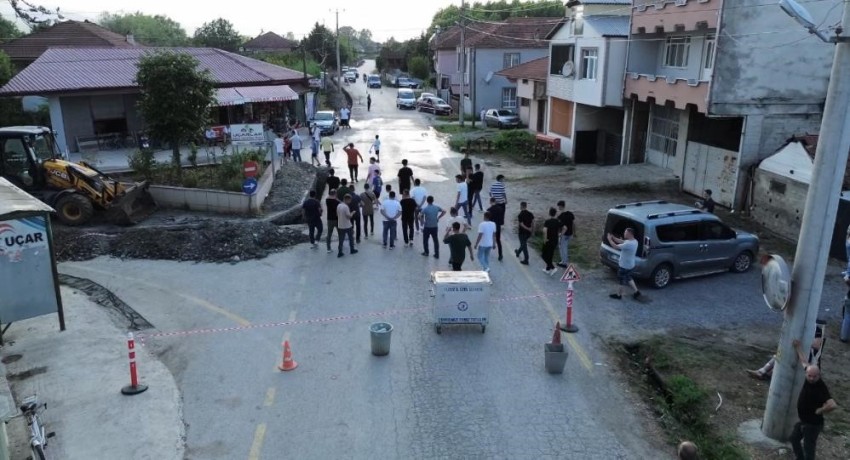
[397,159,414,194]
[557,200,575,268]
[302,190,323,248]
[515,201,534,265]
[696,189,716,213]
[326,168,340,194]
[348,190,362,244]
[487,197,505,261]
[325,189,340,253]
[542,208,560,275]
[790,339,838,460]
[470,164,485,211]
[460,151,472,177]
[400,190,417,247]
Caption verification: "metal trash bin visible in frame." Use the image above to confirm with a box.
[370,322,393,356]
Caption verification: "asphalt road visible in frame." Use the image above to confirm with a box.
[56,60,830,459]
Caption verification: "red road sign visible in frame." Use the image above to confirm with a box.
[560,264,581,282]
[243,161,259,178]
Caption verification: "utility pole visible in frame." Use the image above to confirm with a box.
[334,9,343,100]
[301,44,309,123]
[762,0,850,440]
[459,0,466,127]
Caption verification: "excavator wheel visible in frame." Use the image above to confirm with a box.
[55,193,94,226]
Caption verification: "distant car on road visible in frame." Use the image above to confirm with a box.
[344,71,357,83]
[396,88,417,109]
[367,75,381,88]
[396,77,418,89]
[417,96,452,115]
[310,110,338,135]
[483,109,520,128]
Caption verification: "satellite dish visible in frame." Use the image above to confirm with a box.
[780,0,817,30]
[484,71,494,83]
[561,61,575,77]
[761,254,792,312]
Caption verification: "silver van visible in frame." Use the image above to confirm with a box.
[599,201,759,288]
[396,89,416,109]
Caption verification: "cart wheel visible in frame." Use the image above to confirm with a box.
[481,325,486,333]
[436,325,442,334]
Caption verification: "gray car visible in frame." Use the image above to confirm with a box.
[310,111,338,135]
[483,109,520,128]
[599,201,759,288]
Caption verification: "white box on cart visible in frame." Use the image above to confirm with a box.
[431,271,491,334]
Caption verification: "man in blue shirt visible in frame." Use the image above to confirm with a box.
[420,195,446,259]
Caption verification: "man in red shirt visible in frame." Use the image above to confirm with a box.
[343,143,364,183]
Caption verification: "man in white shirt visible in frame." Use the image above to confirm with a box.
[454,174,471,226]
[474,211,497,273]
[273,132,285,162]
[311,124,322,166]
[369,134,381,163]
[340,106,351,129]
[336,194,358,257]
[290,129,303,162]
[380,191,401,249]
[410,178,428,233]
[366,157,380,183]
[607,228,641,300]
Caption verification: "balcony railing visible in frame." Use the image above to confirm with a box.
[624,72,708,112]
[632,0,717,34]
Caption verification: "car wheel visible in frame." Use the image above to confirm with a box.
[731,251,753,273]
[650,263,673,289]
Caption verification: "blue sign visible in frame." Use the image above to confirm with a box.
[242,178,258,195]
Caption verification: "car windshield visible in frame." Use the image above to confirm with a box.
[435,99,448,105]
[28,133,59,160]
[315,112,334,121]
[368,76,379,81]
[496,110,516,116]
[399,92,414,99]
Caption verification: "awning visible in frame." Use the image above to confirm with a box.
[213,85,299,107]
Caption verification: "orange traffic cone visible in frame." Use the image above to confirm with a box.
[551,322,562,345]
[278,340,298,371]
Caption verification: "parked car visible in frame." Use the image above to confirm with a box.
[483,109,520,128]
[396,77,418,89]
[396,88,417,109]
[310,110,339,135]
[416,92,436,106]
[367,75,381,88]
[344,71,357,83]
[599,201,759,288]
[417,96,452,115]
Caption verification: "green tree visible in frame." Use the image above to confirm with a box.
[302,22,335,67]
[0,15,22,42]
[407,55,429,80]
[261,52,321,78]
[193,18,242,51]
[99,12,189,46]
[429,0,563,34]
[135,52,215,169]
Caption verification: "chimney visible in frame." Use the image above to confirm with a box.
[126,34,136,46]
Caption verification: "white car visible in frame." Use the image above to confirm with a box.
[396,89,416,109]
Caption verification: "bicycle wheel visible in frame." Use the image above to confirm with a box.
[31,444,46,460]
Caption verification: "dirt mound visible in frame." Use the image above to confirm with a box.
[54,221,308,263]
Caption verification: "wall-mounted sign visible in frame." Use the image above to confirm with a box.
[230,124,265,144]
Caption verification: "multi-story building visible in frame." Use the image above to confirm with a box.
[546,0,631,163]
[622,0,839,207]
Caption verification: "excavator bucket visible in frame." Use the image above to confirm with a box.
[106,181,157,225]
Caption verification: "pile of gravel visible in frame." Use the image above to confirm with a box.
[262,162,319,213]
[54,221,308,263]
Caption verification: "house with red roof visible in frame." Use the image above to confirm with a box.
[241,32,297,55]
[0,47,310,153]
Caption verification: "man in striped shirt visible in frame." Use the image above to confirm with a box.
[489,174,507,206]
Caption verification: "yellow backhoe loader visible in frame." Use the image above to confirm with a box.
[0,126,156,226]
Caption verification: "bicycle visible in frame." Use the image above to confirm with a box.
[6,395,54,460]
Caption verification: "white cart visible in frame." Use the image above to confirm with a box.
[430,271,491,334]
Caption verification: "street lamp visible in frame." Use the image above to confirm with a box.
[762,0,850,441]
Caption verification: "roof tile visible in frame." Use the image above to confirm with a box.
[433,17,561,50]
[495,56,549,81]
[242,32,297,50]
[0,20,137,61]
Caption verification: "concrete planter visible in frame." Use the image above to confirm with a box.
[544,343,568,374]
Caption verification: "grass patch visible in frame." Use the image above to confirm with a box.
[433,124,484,134]
[527,233,599,269]
[128,147,266,192]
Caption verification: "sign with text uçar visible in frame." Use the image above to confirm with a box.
[229,123,265,145]
[0,215,60,322]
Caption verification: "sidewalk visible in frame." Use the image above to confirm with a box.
[0,286,183,459]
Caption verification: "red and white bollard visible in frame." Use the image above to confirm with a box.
[121,332,149,395]
[560,281,579,333]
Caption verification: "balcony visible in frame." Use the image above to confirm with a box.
[632,0,718,34]
[624,73,708,112]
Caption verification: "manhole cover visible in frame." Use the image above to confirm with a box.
[1,354,21,364]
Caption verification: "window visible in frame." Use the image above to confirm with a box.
[664,36,691,68]
[580,48,598,80]
[550,45,576,75]
[700,221,735,240]
[520,97,530,107]
[503,53,520,69]
[656,222,700,243]
[502,87,517,109]
[703,33,716,70]
[649,105,679,156]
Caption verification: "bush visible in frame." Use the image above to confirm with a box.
[127,149,157,180]
[493,130,535,151]
[216,148,265,191]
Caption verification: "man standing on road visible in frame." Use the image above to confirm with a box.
[486,197,505,261]
[460,151,472,176]
[542,208,560,275]
[448,207,471,234]
[343,143,363,182]
[360,183,377,239]
[370,134,381,163]
[444,222,474,271]
[790,339,837,460]
[290,129,303,162]
[336,179,351,204]
[411,178,428,233]
[557,200,575,268]
[397,159,414,195]
[607,228,642,299]
[515,201,534,265]
[302,190,323,249]
[311,124,321,166]
[326,168,340,195]
[273,132,286,163]
[420,195,445,259]
[474,211,496,273]
[340,105,351,129]
[489,174,507,206]
[348,187,362,244]
[454,174,471,226]
[380,191,401,249]
[325,189,340,254]
[336,195,358,257]
[367,94,372,111]
[470,164,485,212]
[400,189,417,247]
[366,157,380,183]
[371,170,383,199]
[320,135,334,167]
